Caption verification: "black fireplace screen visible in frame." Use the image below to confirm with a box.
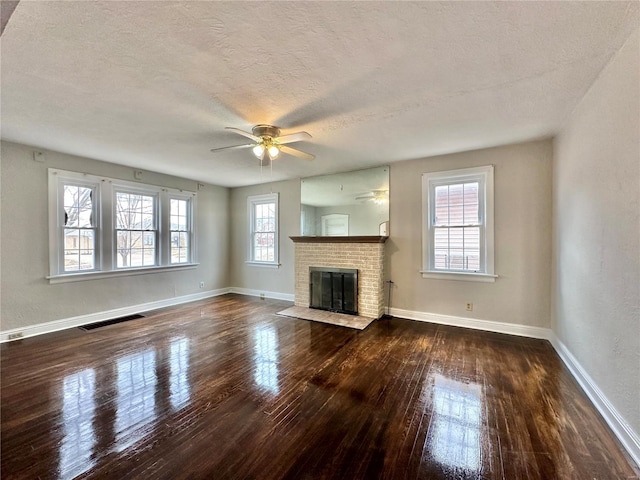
[309,267,358,315]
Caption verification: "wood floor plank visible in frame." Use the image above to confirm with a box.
[1,294,638,479]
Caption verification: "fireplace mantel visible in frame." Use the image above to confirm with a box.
[290,236,388,244]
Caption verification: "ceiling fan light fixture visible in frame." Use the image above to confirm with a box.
[373,190,389,204]
[252,144,265,158]
[267,144,280,159]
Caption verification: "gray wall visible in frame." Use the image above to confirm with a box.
[552,28,639,435]
[388,140,553,327]
[229,179,300,296]
[0,141,230,330]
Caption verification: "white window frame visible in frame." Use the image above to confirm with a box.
[168,194,195,265]
[48,169,197,283]
[49,173,103,275]
[421,165,497,282]
[113,186,159,269]
[247,193,279,268]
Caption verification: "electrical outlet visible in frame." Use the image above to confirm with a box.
[199,282,204,289]
[8,332,23,340]
[466,302,473,311]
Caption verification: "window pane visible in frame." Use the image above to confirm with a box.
[448,184,464,225]
[449,249,465,270]
[116,231,130,268]
[464,227,480,251]
[170,199,190,264]
[178,232,188,248]
[116,192,157,268]
[64,228,95,271]
[432,225,482,272]
[434,186,449,226]
[130,248,143,267]
[449,228,464,250]
[143,249,155,266]
[64,185,93,228]
[463,182,479,225]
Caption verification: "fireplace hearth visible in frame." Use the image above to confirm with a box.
[309,267,358,315]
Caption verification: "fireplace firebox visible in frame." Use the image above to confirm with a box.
[309,267,358,315]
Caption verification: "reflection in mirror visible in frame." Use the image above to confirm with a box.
[301,166,389,236]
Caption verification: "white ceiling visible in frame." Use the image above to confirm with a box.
[1,1,638,187]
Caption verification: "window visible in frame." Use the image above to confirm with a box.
[170,197,191,264]
[48,169,196,281]
[62,183,98,272]
[422,165,495,281]
[248,193,279,266]
[115,190,157,268]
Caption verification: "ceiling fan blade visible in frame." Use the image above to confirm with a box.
[210,144,254,153]
[279,145,315,161]
[274,131,312,145]
[225,127,261,143]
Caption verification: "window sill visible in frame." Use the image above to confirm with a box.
[47,263,200,284]
[245,261,280,269]
[420,270,497,283]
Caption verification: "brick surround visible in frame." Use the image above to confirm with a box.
[291,237,387,319]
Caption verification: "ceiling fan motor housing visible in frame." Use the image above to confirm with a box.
[252,124,281,139]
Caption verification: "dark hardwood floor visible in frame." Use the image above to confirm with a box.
[1,294,638,479]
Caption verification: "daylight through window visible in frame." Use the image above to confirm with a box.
[248,193,279,266]
[422,165,495,280]
[49,169,196,280]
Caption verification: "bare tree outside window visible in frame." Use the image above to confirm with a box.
[116,192,156,268]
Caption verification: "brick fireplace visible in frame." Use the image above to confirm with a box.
[290,236,388,319]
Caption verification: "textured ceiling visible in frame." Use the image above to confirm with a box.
[1,1,638,187]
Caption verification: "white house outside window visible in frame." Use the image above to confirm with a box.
[48,169,197,282]
[247,193,279,267]
[421,165,496,282]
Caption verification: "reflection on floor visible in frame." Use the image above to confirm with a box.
[2,294,638,479]
[276,305,375,330]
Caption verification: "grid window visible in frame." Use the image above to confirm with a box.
[170,198,190,264]
[433,182,480,271]
[49,169,197,280]
[248,193,279,265]
[422,166,494,279]
[63,184,97,272]
[116,192,157,268]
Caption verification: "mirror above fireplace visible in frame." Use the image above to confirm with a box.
[300,166,389,236]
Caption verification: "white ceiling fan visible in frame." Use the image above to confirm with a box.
[210,124,315,162]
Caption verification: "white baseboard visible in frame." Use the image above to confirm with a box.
[389,306,639,469]
[0,288,232,343]
[388,307,551,339]
[548,333,640,467]
[229,287,295,302]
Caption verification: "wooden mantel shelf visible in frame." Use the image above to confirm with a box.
[290,236,389,244]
